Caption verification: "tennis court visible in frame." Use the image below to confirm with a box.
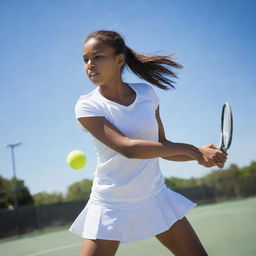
[0,197,255,256]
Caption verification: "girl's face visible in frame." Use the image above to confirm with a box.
[83,38,125,85]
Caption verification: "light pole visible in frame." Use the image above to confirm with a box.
[6,141,22,209]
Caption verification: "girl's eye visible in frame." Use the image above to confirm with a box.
[83,55,103,63]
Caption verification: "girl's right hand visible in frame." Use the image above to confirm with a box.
[195,144,228,168]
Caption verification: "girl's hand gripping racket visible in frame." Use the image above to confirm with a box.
[219,102,233,153]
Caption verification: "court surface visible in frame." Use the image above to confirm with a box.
[0,197,255,256]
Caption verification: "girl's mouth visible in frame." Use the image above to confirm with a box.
[89,72,99,78]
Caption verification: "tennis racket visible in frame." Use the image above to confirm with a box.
[219,102,233,152]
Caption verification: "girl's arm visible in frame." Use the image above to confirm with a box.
[162,155,195,162]
[78,115,199,159]
[77,108,226,167]
[153,106,224,165]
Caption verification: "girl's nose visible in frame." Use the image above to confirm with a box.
[87,59,96,67]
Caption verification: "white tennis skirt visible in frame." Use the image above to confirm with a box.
[69,186,197,244]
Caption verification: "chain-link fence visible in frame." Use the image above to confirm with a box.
[0,200,87,239]
[0,184,235,239]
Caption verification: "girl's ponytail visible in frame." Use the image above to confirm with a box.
[84,30,183,90]
[125,46,183,90]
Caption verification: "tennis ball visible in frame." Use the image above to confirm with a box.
[67,150,86,169]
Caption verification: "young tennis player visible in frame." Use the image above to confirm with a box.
[69,30,227,256]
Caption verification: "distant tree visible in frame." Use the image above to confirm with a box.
[65,179,92,201]
[200,164,239,198]
[165,161,256,202]
[238,161,256,197]
[0,176,34,209]
[199,162,256,199]
[165,177,200,189]
[33,192,64,206]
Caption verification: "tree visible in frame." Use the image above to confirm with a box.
[33,192,64,206]
[65,179,93,201]
[0,175,34,209]
[165,177,200,189]
[238,161,256,196]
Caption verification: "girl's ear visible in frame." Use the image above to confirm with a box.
[117,53,126,68]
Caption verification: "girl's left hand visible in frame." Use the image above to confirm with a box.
[207,144,228,168]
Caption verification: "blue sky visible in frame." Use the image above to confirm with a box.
[0,0,255,196]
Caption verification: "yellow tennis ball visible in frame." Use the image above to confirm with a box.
[67,150,86,169]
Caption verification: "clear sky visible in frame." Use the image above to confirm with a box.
[1,0,255,196]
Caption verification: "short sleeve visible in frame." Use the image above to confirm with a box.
[75,98,104,132]
[148,85,159,110]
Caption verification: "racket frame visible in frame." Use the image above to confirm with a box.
[219,102,233,152]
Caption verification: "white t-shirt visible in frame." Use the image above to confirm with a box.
[75,82,166,205]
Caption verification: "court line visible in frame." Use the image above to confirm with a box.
[26,242,81,256]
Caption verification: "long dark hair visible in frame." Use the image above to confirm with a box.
[84,30,183,90]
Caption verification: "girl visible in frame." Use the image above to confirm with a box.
[69,30,227,256]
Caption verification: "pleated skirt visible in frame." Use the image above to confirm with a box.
[69,186,197,244]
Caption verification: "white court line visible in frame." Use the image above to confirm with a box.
[26,242,81,256]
